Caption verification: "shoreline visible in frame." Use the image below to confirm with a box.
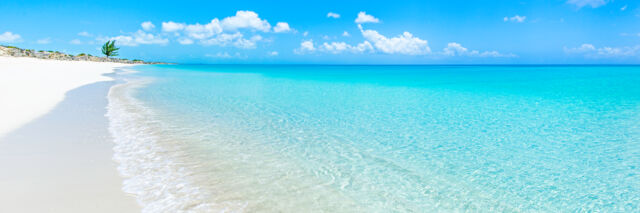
[0,56,140,212]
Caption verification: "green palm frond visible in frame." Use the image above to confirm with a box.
[101,40,120,58]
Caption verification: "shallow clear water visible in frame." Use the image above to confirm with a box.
[108,65,640,212]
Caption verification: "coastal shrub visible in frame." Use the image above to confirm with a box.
[47,50,54,53]
[6,46,18,49]
[77,53,87,56]
[38,50,44,52]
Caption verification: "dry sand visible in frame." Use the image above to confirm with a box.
[0,56,139,212]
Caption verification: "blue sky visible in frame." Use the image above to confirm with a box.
[1,0,639,64]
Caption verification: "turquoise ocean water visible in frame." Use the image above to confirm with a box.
[107,65,640,212]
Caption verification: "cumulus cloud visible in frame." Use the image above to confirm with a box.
[355,12,380,24]
[158,11,281,48]
[36,38,51,44]
[621,5,628,11]
[184,19,223,39]
[564,44,596,53]
[567,0,608,8]
[141,21,155,31]
[0,32,21,43]
[342,31,350,37]
[162,21,186,32]
[295,40,374,54]
[221,10,271,32]
[292,14,508,58]
[358,25,430,55]
[206,52,247,59]
[320,42,350,53]
[294,40,316,54]
[199,32,262,49]
[273,22,291,33]
[100,30,169,46]
[234,35,263,49]
[78,31,92,37]
[268,51,278,56]
[321,41,374,54]
[70,39,83,45]
[177,38,194,45]
[503,15,526,23]
[564,43,640,57]
[442,42,514,57]
[206,52,232,58]
[327,12,340,18]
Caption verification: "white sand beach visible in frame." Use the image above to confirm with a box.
[0,56,139,212]
[0,56,121,137]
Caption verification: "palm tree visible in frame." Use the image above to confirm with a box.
[101,40,120,58]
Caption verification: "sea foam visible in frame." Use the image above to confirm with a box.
[106,75,247,212]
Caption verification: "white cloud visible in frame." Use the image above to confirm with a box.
[162,21,186,32]
[200,32,242,46]
[177,38,194,45]
[273,22,291,33]
[294,40,316,54]
[567,0,608,8]
[184,19,223,39]
[36,38,51,44]
[70,39,83,45]
[303,31,309,37]
[321,42,350,53]
[141,21,155,31]
[78,31,92,37]
[355,12,380,24]
[0,31,21,43]
[564,44,596,53]
[221,10,271,32]
[205,52,247,59]
[295,40,373,54]
[234,35,263,49]
[320,41,374,54]
[441,42,514,57]
[503,15,526,23]
[442,42,469,56]
[354,41,374,53]
[319,41,373,54]
[564,43,640,57]
[199,32,262,49]
[342,31,350,37]
[327,12,340,18]
[206,52,232,58]
[358,25,430,55]
[268,51,278,56]
[160,11,278,49]
[101,30,169,46]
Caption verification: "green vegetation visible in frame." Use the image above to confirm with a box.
[133,59,143,62]
[38,50,45,53]
[101,40,120,58]
[5,46,18,49]
[77,53,87,56]
[47,50,54,53]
